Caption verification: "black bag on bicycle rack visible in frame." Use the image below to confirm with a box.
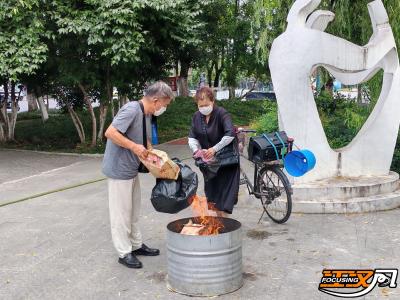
[248,131,289,163]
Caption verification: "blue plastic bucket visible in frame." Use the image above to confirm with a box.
[284,150,316,177]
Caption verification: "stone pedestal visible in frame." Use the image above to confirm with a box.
[291,172,400,213]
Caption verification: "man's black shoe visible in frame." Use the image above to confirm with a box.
[132,244,160,256]
[118,253,143,268]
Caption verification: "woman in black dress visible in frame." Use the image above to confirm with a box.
[188,87,240,216]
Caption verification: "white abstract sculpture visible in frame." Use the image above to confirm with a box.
[269,0,400,182]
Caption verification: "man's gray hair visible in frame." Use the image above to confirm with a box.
[145,81,174,100]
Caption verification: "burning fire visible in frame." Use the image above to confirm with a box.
[181,195,224,236]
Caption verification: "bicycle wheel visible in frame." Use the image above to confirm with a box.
[257,166,292,224]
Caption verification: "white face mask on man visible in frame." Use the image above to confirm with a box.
[154,106,166,116]
[199,105,213,116]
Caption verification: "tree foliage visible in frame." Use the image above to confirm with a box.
[0,0,49,141]
[3,0,400,149]
[37,0,206,146]
[195,0,265,98]
[0,0,48,81]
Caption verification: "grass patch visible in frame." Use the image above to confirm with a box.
[157,97,267,143]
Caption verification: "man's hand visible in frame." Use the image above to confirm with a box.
[147,140,153,151]
[203,148,216,160]
[131,144,149,160]
[105,125,149,160]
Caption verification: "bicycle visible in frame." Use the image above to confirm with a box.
[237,128,293,224]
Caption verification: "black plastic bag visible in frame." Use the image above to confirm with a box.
[150,158,198,214]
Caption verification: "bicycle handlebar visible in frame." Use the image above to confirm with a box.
[237,128,257,133]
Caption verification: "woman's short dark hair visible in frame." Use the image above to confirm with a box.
[195,86,215,102]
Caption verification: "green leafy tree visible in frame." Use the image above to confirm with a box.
[322,0,400,101]
[51,0,207,145]
[253,0,400,102]
[197,1,231,88]
[252,0,292,71]
[164,0,209,96]
[0,0,48,141]
[195,0,262,98]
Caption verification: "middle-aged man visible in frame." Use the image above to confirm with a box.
[102,81,174,268]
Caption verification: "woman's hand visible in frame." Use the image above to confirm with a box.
[204,148,216,160]
[193,149,201,158]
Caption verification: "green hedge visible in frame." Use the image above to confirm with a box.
[8,95,400,173]
[7,97,267,153]
[251,92,400,173]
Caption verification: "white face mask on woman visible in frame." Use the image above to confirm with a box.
[199,105,213,116]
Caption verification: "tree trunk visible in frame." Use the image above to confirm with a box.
[226,62,238,100]
[177,77,189,97]
[0,90,10,141]
[207,61,215,88]
[98,65,112,142]
[8,82,18,141]
[67,104,85,144]
[227,0,239,100]
[78,83,97,147]
[119,94,128,108]
[46,95,49,110]
[213,66,223,88]
[239,79,258,98]
[177,61,190,97]
[226,55,238,99]
[229,86,236,99]
[0,81,10,141]
[0,124,5,142]
[175,60,179,78]
[227,1,239,101]
[36,96,49,123]
[27,88,38,111]
[107,63,113,118]
[0,84,8,143]
[213,50,225,88]
[34,86,49,122]
[111,99,115,118]
[97,103,108,142]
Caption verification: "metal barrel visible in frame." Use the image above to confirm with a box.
[166,217,243,297]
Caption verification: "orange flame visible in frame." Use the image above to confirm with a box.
[187,195,224,235]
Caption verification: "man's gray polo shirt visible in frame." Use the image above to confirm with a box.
[102,101,151,180]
